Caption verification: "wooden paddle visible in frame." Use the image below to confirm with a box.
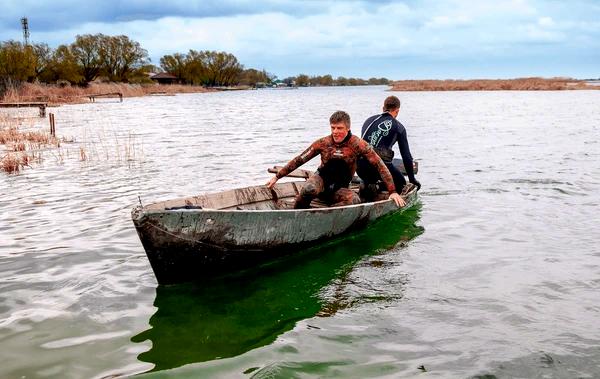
[268,159,418,181]
[267,166,312,179]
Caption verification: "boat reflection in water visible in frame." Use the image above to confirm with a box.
[131,206,423,373]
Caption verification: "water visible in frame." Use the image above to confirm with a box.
[1,87,599,378]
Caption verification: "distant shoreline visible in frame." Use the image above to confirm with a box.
[389,77,600,91]
[0,82,224,106]
[2,78,599,107]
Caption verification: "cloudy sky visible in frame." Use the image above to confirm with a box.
[1,0,598,80]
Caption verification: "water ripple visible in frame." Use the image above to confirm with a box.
[2,88,600,378]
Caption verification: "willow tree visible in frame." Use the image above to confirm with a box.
[238,68,274,86]
[160,53,188,82]
[295,74,310,87]
[99,35,149,82]
[69,34,148,84]
[0,41,36,82]
[203,51,243,87]
[39,44,83,84]
[70,34,104,84]
[159,50,243,86]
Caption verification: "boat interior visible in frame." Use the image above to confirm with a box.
[143,181,413,212]
[146,181,319,211]
[142,161,418,212]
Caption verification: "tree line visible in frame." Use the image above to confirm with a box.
[1,33,390,94]
[0,34,151,86]
[159,50,263,87]
[283,74,389,87]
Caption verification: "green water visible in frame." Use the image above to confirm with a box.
[133,206,423,374]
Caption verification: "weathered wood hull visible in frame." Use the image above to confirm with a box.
[132,182,418,284]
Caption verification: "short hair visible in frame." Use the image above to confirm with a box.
[329,110,351,127]
[383,96,401,112]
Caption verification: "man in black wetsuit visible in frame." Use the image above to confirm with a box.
[266,110,405,208]
[357,96,421,201]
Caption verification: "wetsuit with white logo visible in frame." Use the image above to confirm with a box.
[276,132,396,208]
[357,112,416,194]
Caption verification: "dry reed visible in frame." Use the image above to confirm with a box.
[1,105,146,173]
[0,115,58,173]
[0,151,38,174]
[1,82,214,105]
[389,77,598,91]
[79,146,87,161]
[0,126,57,150]
[1,153,20,173]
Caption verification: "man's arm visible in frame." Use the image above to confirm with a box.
[397,128,420,189]
[266,141,320,188]
[363,146,395,193]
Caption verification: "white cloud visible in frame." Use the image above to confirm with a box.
[3,0,599,78]
[424,15,472,29]
[538,16,555,27]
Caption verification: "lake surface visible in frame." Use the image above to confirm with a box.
[1,86,599,378]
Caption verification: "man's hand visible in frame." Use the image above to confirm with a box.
[266,176,278,189]
[411,179,421,191]
[389,192,406,207]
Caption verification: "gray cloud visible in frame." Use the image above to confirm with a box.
[1,0,598,79]
[1,0,330,32]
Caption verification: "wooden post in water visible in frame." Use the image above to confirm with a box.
[49,113,55,137]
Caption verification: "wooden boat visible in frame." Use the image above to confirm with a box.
[132,160,419,284]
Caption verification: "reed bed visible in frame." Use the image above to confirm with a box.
[0,116,139,174]
[76,129,145,164]
[1,120,145,173]
[389,77,597,91]
[1,82,213,105]
[0,126,56,147]
[0,118,59,173]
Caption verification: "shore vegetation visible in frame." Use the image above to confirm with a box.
[1,82,212,105]
[389,77,599,91]
[0,115,59,173]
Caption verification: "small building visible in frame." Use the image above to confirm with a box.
[150,73,179,85]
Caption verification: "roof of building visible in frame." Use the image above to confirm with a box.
[151,72,178,80]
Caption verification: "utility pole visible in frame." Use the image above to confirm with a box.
[21,17,30,46]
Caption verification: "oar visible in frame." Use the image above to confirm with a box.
[268,160,418,181]
[267,166,312,179]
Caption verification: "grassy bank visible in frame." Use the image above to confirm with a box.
[1,82,215,105]
[389,77,598,91]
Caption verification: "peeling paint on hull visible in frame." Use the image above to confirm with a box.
[132,183,418,284]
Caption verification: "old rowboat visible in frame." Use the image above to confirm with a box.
[132,161,419,284]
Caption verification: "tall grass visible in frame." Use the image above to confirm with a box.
[1,82,213,105]
[0,118,58,173]
[2,86,149,174]
[76,125,145,164]
[389,77,597,91]
[1,119,145,173]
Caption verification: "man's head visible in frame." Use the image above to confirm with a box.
[329,110,351,143]
[383,96,401,117]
